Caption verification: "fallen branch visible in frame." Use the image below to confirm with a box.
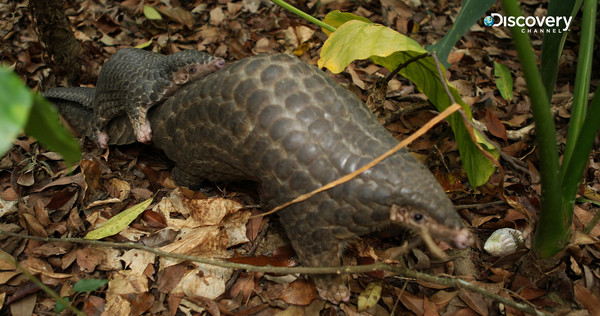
[1,230,549,315]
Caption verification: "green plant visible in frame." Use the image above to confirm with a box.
[0,67,81,164]
[501,0,598,257]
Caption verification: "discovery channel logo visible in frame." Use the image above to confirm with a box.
[484,13,572,33]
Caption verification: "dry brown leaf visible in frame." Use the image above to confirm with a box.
[17,172,34,187]
[423,296,439,316]
[75,247,105,273]
[33,173,85,193]
[9,293,36,316]
[0,271,20,284]
[119,249,155,275]
[398,289,424,314]
[485,109,507,142]
[487,267,512,283]
[209,7,224,25]
[21,213,47,237]
[458,289,488,316]
[519,287,546,301]
[229,272,257,301]
[158,7,194,29]
[1,187,18,201]
[574,282,600,315]
[295,25,314,43]
[157,262,191,293]
[280,279,317,305]
[33,199,50,227]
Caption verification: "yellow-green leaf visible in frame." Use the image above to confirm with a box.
[143,5,162,20]
[318,15,497,188]
[318,20,426,72]
[321,10,371,35]
[358,282,382,312]
[494,61,513,101]
[84,196,154,240]
[135,39,153,49]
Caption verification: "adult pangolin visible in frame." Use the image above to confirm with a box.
[46,53,473,303]
[44,48,225,148]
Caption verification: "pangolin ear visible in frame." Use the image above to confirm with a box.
[390,204,408,222]
[174,73,189,85]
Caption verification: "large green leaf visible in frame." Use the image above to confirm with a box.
[25,94,81,164]
[427,0,496,68]
[0,67,32,157]
[318,16,497,188]
[321,10,371,35]
[318,19,426,73]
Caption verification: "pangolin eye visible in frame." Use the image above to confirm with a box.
[189,66,197,74]
[412,213,424,222]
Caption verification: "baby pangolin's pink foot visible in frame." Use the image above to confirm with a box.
[96,131,109,149]
[135,120,153,143]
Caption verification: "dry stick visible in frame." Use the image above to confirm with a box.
[0,230,549,316]
[258,103,463,217]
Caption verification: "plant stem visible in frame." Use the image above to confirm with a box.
[500,0,564,258]
[562,90,600,229]
[270,0,336,33]
[560,0,596,181]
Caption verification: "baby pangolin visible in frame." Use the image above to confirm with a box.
[90,48,224,147]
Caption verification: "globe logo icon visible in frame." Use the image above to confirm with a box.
[484,16,494,26]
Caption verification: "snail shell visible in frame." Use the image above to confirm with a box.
[484,228,524,256]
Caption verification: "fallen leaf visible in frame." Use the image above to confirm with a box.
[485,108,507,142]
[357,282,382,312]
[84,195,154,240]
[143,5,162,20]
[280,279,317,305]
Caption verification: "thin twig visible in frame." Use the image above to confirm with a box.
[0,230,550,315]
[455,200,506,210]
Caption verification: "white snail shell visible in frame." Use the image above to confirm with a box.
[484,228,524,256]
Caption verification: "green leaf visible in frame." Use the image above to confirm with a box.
[540,0,583,100]
[318,17,497,187]
[357,282,382,312]
[73,278,109,292]
[0,67,32,157]
[494,61,513,101]
[84,195,154,240]
[55,297,70,313]
[143,5,162,20]
[427,0,496,67]
[135,39,153,49]
[321,10,371,35]
[318,19,426,73]
[25,94,81,164]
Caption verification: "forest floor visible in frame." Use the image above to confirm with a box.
[1,0,600,315]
